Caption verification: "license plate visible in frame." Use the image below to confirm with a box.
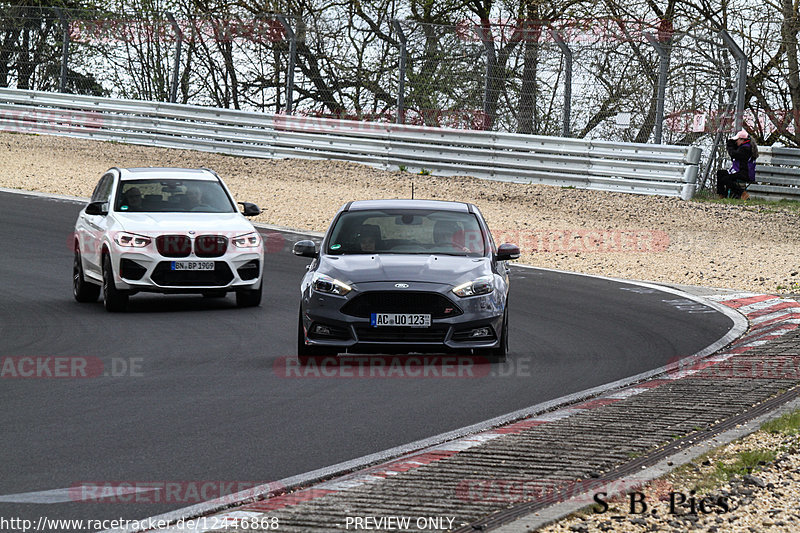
[370,313,431,328]
[171,261,214,271]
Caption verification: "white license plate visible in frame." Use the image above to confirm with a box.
[171,261,214,271]
[370,313,431,328]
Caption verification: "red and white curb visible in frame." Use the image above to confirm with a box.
[142,292,800,532]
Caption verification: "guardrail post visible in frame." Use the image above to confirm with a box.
[278,15,297,115]
[644,33,669,144]
[718,30,747,132]
[550,30,572,138]
[392,19,407,125]
[166,12,183,103]
[55,8,69,93]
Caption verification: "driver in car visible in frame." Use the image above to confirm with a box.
[355,225,381,252]
[123,187,143,211]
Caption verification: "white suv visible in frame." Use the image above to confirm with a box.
[73,167,265,311]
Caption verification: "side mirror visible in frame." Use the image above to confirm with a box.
[293,240,318,258]
[85,201,108,216]
[495,243,520,261]
[238,202,261,217]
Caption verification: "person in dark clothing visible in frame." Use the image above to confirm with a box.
[717,129,758,199]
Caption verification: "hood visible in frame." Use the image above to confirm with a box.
[113,212,255,235]
[319,254,490,285]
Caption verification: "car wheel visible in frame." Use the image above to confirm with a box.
[297,308,337,364]
[235,282,262,307]
[73,247,100,303]
[102,254,129,312]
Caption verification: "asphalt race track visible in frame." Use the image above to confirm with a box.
[0,191,734,530]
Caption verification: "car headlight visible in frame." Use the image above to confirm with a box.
[114,232,151,248]
[452,276,494,297]
[232,232,261,248]
[311,272,352,296]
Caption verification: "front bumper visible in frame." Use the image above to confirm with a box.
[112,251,263,293]
[300,281,505,352]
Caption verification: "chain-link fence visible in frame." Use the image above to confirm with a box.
[1,2,799,189]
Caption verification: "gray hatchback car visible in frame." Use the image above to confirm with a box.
[293,199,519,360]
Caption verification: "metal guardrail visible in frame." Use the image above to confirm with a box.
[0,88,702,199]
[747,146,800,201]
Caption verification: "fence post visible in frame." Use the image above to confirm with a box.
[278,15,297,115]
[474,24,495,130]
[644,33,669,144]
[718,30,747,132]
[166,12,182,103]
[550,29,572,138]
[392,19,407,125]
[54,8,69,93]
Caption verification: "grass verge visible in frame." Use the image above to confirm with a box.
[692,188,800,214]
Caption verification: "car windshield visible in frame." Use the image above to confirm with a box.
[115,179,235,213]
[326,209,486,256]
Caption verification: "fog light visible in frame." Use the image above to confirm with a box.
[314,324,332,336]
[471,327,491,338]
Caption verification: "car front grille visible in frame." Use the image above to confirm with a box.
[341,291,462,319]
[194,235,228,258]
[156,235,191,258]
[150,262,233,286]
[354,325,449,343]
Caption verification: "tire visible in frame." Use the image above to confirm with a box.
[297,308,337,364]
[73,247,100,303]
[235,281,262,307]
[102,254,128,312]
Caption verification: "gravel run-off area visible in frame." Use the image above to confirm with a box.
[1,131,799,294]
